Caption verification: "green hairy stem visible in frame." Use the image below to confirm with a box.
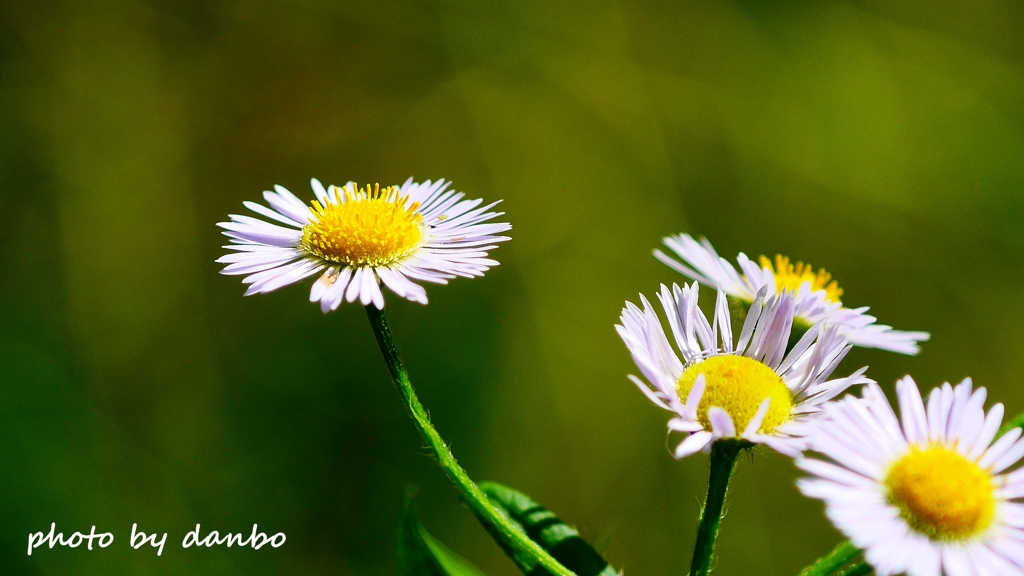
[798,541,862,576]
[835,562,872,576]
[690,440,745,576]
[365,305,575,576]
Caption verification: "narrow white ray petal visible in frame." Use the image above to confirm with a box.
[743,398,771,438]
[937,383,954,443]
[926,385,944,442]
[221,254,304,275]
[992,437,1024,474]
[263,190,311,224]
[359,267,378,306]
[736,285,768,353]
[904,541,941,576]
[324,268,353,312]
[309,268,336,302]
[759,435,804,457]
[970,403,1005,460]
[627,375,672,410]
[795,459,875,487]
[219,221,303,246]
[980,428,1023,470]
[346,267,366,303]
[777,322,821,375]
[367,272,385,309]
[269,183,308,210]
[684,374,706,421]
[946,378,975,441]
[242,260,306,288]
[247,260,323,295]
[380,266,428,304]
[310,178,329,205]
[897,376,928,444]
[658,284,690,358]
[745,293,780,362]
[667,418,704,432]
[243,200,304,228]
[654,248,717,288]
[707,407,736,438]
[714,289,733,353]
[675,431,713,459]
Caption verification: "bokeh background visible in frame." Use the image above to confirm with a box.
[2,1,1024,574]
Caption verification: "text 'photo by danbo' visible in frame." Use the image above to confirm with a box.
[2,1,1024,575]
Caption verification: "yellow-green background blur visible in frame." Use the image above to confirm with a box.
[2,1,1024,574]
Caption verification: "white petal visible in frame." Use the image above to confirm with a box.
[358,267,378,306]
[323,268,353,312]
[707,407,736,438]
[380,266,428,304]
[674,431,713,459]
[684,373,706,421]
[667,418,704,433]
[981,428,1023,470]
[309,268,335,302]
[969,403,1004,460]
[743,398,771,438]
[346,268,366,303]
[310,178,329,205]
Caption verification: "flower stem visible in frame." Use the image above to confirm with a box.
[690,439,744,576]
[797,541,862,576]
[364,305,575,576]
[835,562,872,576]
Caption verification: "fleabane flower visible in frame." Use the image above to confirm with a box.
[217,178,511,310]
[615,282,871,459]
[654,233,929,355]
[798,377,1024,576]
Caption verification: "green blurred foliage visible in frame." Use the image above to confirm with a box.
[400,487,487,576]
[1,0,1023,574]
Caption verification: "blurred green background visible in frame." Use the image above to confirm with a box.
[2,0,1024,574]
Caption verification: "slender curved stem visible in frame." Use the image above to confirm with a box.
[690,439,744,576]
[798,541,861,576]
[835,562,872,576]
[365,305,575,576]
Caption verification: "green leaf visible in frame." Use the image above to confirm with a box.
[400,487,488,576]
[797,541,862,576]
[478,482,618,576]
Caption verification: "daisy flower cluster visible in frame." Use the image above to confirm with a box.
[617,233,1024,575]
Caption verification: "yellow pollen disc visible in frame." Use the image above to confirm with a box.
[300,184,424,267]
[759,255,844,304]
[677,355,793,435]
[885,446,996,541]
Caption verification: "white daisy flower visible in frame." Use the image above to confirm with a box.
[798,377,1024,576]
[615,282,872,459]
[217,178,511,311]
[654,233,930,355]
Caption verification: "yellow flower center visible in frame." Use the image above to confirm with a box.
[677,355,793,435]
[300,184,424,267]
[885,445,995,541]
[759,255,843,304]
